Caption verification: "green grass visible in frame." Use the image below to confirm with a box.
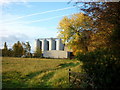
[2,57,82,88]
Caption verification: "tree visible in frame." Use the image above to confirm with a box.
[12,41,24,57]
[22,42,31,57]
[2,42,8,56]
[4,42,8,50]
[22,42,27,55]
[75,2,120,52]
[7,49,14,57]
[74,2,120,88]
[26,42,31,57]
[34,47,42,58]
[58,13,93,55]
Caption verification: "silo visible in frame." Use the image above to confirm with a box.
[34,39,40,52]
[56,39,60,50]
[41,39,47,51]
[56,39,64,50]
[60,39,64,50]
[53,39,56,50]
[49,38,56,50]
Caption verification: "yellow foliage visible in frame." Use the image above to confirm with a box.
[58,13,92,55]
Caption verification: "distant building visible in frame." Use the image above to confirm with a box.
[34,38,73,58]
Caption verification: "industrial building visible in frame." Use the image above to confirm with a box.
[34,38,73,58]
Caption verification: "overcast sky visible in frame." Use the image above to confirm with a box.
[0,0,81,52]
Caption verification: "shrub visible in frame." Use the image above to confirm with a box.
[76,48,120,88]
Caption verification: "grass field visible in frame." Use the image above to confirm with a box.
[2,57,82,88]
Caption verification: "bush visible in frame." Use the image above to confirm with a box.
[76,48,120,88]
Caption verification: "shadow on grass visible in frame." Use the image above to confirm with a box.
[21,71,43,81]
[58,62,80,68]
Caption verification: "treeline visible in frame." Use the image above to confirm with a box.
[2,41,42,58]
[2,41,32,57]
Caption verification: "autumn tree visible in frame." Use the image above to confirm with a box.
[4,42,8,50]
[73,2,120,88]
[75,2,120,52]
[7,48,14,57]
[58,13,93,55]
[34,47,42,58]
[13,41,24,57]
[26,42,31,55]
[2,42,8,56]
[22,42,31,57]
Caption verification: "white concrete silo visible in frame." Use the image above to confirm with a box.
[34,39,40,52]
[41,39,47,51]
[49,38,56,50]
[56,39,64,50]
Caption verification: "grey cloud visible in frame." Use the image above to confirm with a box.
[0,33,31,49]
